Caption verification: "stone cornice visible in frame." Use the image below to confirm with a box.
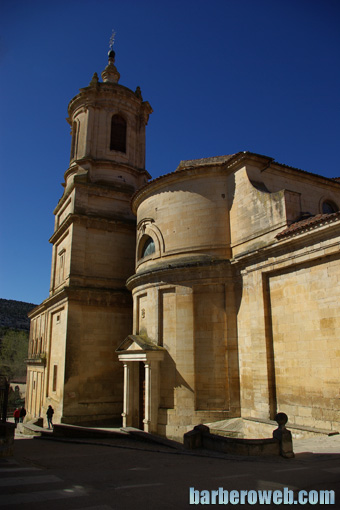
[126,257,232,291]
[74,177,135,197]
[56,160,151,216]
[232,220,340,273]
[28,289,69,318]
[54,182,75,215]
[49,212,136,244]
[26,355,47,367]
[68,83,139,114]
[28,286,132,320]
[63,286,132,307]
[63,157,151,185]
[67,81,152,122]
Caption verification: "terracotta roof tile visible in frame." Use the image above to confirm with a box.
[176,154,238,169]
[276,211,340,239]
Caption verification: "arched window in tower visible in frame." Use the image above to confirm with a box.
[140,236,155,259]
[70,122,77,160]
[110,114,126,152]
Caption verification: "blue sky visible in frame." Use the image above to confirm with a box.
[1,0,339,304]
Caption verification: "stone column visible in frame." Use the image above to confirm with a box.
[143,362,151,432]
[143,360,160,433]
[122,362,133,427]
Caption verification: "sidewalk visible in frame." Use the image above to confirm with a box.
[12,418,340,458]
[8,419,340,454]
[294,433,340,455]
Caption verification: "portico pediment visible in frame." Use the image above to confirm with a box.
[116,334,166,354]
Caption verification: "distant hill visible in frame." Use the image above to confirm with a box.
[0,299,37,330]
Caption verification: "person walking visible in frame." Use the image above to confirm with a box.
[13,408,20,426]
[46,405,54,429]
[19,407,26,423]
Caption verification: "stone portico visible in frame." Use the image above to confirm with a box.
[116,335,165,433]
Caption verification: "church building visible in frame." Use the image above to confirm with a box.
[26,51,340,440]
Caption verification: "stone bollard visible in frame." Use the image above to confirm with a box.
[273,413,294,458]
[184,424,210,449]
[0,422,15,457]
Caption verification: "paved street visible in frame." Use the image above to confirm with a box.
[0,434,339,509]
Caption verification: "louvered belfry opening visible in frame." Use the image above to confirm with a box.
[110,114,126,152]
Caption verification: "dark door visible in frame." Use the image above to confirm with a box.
[138,362,145,430]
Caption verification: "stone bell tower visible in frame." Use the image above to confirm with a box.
[26,49,152,426]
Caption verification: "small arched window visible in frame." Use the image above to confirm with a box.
[110,114,126,152]
[141,236,155,259]
[322,200,338,214]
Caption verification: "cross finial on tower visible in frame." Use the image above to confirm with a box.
[109,29,116,52]
[102,29,120,83]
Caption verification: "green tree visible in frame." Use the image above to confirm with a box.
[0,328,29,380]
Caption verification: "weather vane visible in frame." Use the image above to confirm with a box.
[109,29,116,51]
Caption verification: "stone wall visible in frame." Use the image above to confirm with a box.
[269,255,340,430]
[26,298,68,423]
[62,292,132,424]
[194,284,228,410]
[237,223,340,432]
